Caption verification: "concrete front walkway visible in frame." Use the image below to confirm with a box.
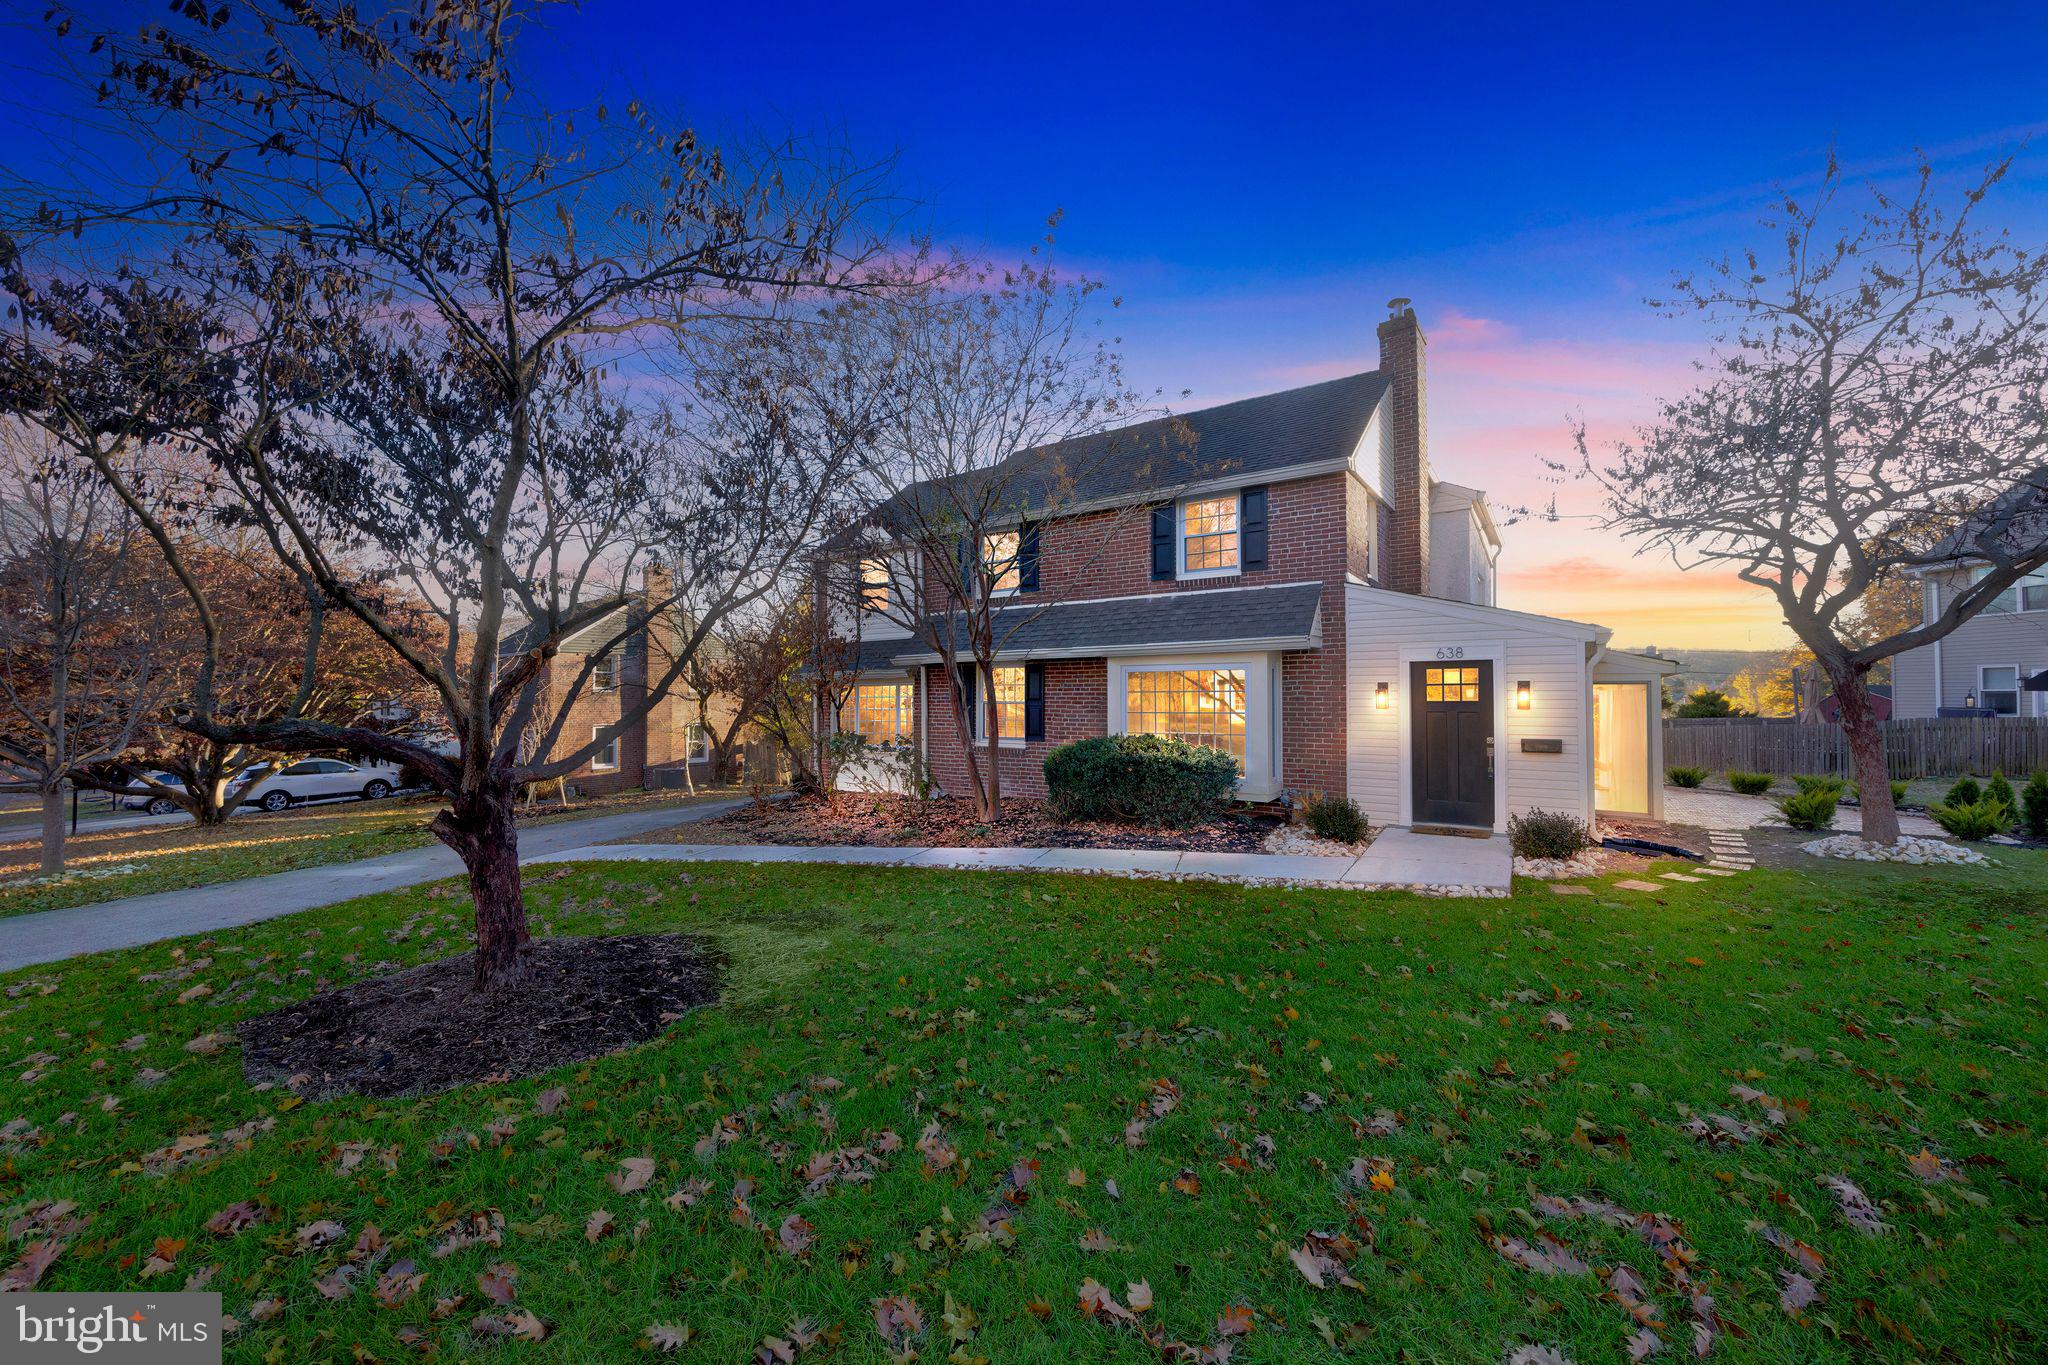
[539,825,1513,894]
[0,799,746,973]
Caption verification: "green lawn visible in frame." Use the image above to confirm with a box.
[1,852,2042,1361]
[0,791,730,920]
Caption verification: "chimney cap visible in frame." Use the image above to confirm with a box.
[1386,297,1413,318]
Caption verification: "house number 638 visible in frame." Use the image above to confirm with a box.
[1433,646,1465,660]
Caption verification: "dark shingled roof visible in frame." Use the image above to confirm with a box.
[1926,474,2048,561]
[843,371,1390,543]
[853,583,1323,667]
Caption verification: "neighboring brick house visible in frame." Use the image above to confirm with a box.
[824,301,1674,830]
[505,567,731,795]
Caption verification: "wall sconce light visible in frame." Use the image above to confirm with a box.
[1375,682,1390,711]
[1516,679,1533,711]
[1964,689,1977,710]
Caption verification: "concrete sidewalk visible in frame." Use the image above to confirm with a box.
[0,799,745,973]
[536,824,1513,894]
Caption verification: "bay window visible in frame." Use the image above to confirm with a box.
[1123,667,1248,771]
[840,682,915,745]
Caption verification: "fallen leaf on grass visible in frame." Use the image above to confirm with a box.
[1777,1270,1821,1315]
[872,1295,925,1355]
[1817,1175,1889,1235]
[375,1260,424,1308]
[644,1322,695,1351]
[471,1309,547,1342]
[294,1219,345,1251]
[1494,1233,1591,1278]
[1905,1149,1958,1184]
[609,1156,656,1194]
[533,1086,569,1116]
[778,1215,815,1258]
[478,1263,518,1305]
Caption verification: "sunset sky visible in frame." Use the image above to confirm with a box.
[565,0,2048,651]
[14,3,2047,651]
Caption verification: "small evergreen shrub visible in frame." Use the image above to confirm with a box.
[1043,734,1238,827]
[1943,776,1982,807]
[2022,770,2048,839]
[1850,778,1909,805]
[1793,773,1847,799]
[1666,766,1707,788]
[1776,787,1839,831]
[1929,797,2012,842]
[1727,770,1774,796]
[1301,792,1368,844]
[1508,808,1594,861]
[1986,771,2017,818]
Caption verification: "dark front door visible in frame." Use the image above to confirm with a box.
[1411,660,1494,828]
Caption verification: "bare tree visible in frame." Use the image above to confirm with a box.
[0,426,171,870]
[1,0,896,987]
[825,245,1170,818]
[1572,153,2048,844]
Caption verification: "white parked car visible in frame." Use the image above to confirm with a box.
[240,759,404,812]
[115,771,187,814]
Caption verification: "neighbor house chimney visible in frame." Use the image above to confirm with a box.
[1376,298,1430,595]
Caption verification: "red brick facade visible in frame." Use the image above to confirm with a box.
[833,308,1433,807]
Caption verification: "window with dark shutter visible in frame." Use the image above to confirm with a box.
[1023,662,1045,741]
[1018,523,1040,592]
[1151,505,1175,580]
[1240,486,1268,571]
[955,662,977,732]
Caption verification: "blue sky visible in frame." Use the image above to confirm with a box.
[555,0,2048,648]
[13,2,2048,648]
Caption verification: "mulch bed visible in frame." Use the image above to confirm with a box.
[237,934,722,1099]
[674,795,1280,852]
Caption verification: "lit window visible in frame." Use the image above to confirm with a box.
[1980,666,2020,715]
[840,683,915,745]
[982,531,1020,594]
[1180,496,1239,574]
[591,726,619,770]
[1124,668,1246,771]
[991,666,1025,740]
[1424,667,1482,702]
[591,652,619,692]
[1972,565,2048,613]
[858,558,890,612]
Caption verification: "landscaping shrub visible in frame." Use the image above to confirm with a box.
[1793,773,1847,799]
[1986,771,2017,818]
[1727,770,1774,796]
[1043,734,1238,826]
[1943,775,1982,807]
[1666,766,1707,788]
[1929,797,2012,842]
[1508,808,1593,860]
[1850,778,1909,805]
[1776,787,1839,831]
[2023,769,2048,838]
[1301,792,1368,844]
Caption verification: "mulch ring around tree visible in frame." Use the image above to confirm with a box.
[237,933,722,1100]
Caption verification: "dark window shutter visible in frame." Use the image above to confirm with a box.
[1241,486,1268,571]
[1023,662,1045,741]
[955,662,977,739]
[1017,523,1040,592]
[1151,504,1176,580]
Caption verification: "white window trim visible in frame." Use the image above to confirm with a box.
[590,652,620,693]
[842,681,917,748]
[590,725,619,771]
[1978,663,2022,716]
[1108,654,1275,800]
[1177,493,1242,582]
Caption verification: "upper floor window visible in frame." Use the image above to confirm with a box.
[591,652,619,692]
[858,557,890,612]
[1971,565,2048,613]
[982,531,1021,595]
[1180,495,1239,576]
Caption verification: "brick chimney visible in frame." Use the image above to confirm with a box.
[640,560,680,770]
[1376,298,1431,595]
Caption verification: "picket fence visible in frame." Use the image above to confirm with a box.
[1662,716,2048,778]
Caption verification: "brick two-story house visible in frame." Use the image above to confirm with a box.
[826,301,1673,831]
[505,567,731,795]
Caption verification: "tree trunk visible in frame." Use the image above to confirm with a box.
[430,776,532,990]
[39,785,65,875]
[1829,663,1899,845]
[945,662,990,819]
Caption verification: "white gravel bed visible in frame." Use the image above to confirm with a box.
[1800,833,1988,865]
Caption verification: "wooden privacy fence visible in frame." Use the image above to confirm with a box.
[1663,717,2048,778]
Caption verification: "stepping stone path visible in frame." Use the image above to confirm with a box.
[1550,884,1593,895]
[1704,829,1754,873]
[1613,879,1665,892]
[1660,871,1703,883]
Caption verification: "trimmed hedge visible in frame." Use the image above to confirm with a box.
[1508,808,1592,860]
[1043,734,1238,827]
[1728,770,1774,796]
[1666,766,1707,788]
